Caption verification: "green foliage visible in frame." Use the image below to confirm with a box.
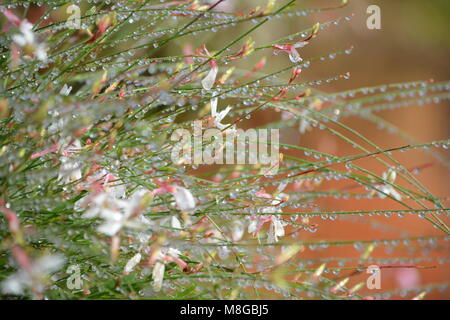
[0,0,448,300]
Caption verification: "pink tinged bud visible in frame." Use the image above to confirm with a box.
[251,216,271,236]
[255,58,266,69]
[0,206,20,234]
[165,248,186,269]
[9,216,20,234]
[272,44,288,51]
[289,68,302,84]
[201,64,218,90]
[166,256,188,270]
[30,143,58,159]
[243,57,266,80]
[151,184,176,195]
[151,187,165,195]
[97,18,110,34]
[255,191,272,199]
[166,185,176,193]
[2,9,22,26]
[11,245,32,272]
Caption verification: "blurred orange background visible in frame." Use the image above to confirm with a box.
[251,0,450,299]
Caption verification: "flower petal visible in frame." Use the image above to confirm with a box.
[288,48,302,63]
[201,65,218,90]
[210,96,218,116]
[173,187,196,213]
[124,253,142,274]
[152,262,165,292]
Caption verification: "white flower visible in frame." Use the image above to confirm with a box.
[159,215,183,232]
[247,218,258,234]
[375,168,402,201]
[96,208,128,236]
[172,186,196,213]
[231,220,244,242]
[383,167,396,183]
[248,190,286,243]
[218,246,230,260]
[167,248,182,257]
[379,184,402,201]
[106,183,127,200]
[60,84,72,96]
[98,190,151,236]
[273,42,309,63]
[210,96,236,135]
[267,216,286,243]
[58,156,82,183]
[1,254,64,295]
[265,196,287,243]
[84,168,126,199]
[287,42,309,63]
[12,20,47,62]
[171,216,182,229]
[201,64,218,90]
[82,192,106,218]
[34,46,47,62]
[11,21,34,47]
[124,253,142,274]
[47,117,67,135]
[100,171,127,200]
[58,140,82,184]
[83,189,152,236]
[210,96,233,131]
[273,24,319,63]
